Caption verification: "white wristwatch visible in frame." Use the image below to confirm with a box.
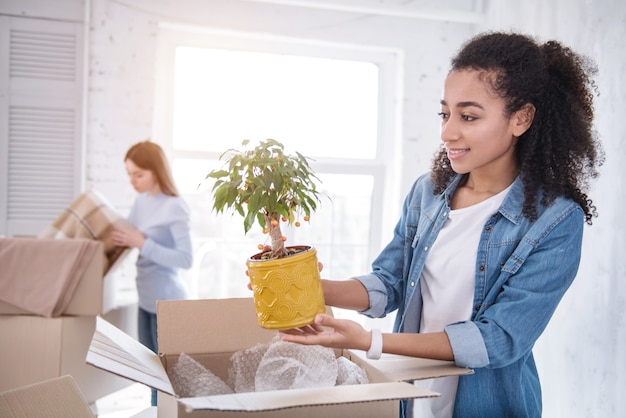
[366,328,382,360]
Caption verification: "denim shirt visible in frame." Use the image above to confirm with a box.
[355,173,584,417]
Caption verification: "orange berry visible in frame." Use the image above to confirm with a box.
[303,215,310,221]
[281,216,287,222]
[263,228,269,234]
[257,244,264,250]
[281,236,287,241]
[271,219,278,227]
[295,221,301,227]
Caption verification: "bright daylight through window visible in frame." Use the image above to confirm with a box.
[168,46,384,318]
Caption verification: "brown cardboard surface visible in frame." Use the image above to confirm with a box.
[0,375,95,418]
[88,298,472,417]
[178,381,435,411]
[349,350,473,382]
[157,392,406,418]
[157,298,277,354]
[0,239,106,316]
[0,313,133,403]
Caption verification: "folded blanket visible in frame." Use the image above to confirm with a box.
[39,188,129,274]
[0,238,100,317]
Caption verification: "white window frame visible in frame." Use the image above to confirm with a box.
[153,23,403,283]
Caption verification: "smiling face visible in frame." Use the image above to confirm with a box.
[125,158,160,195]
[439,69,530,183]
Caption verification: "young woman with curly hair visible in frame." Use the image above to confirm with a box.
[282,32,604,417]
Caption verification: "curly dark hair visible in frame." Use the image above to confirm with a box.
[431,32,604,224]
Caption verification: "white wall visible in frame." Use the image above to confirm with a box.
[83,1,624,416]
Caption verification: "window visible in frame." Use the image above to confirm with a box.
[171,47,378,159]
[155,26,401,326]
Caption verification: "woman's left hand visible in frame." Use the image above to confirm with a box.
[281,314,371,351]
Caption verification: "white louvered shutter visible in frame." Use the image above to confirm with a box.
[0,15,84,236]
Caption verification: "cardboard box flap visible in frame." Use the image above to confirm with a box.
[350,351,473,382]
[157,298,277,354]
[86,316,174,395]
[0,375,95,418]
[179,381,437,412]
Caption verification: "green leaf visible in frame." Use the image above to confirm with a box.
[204,138,325,242]
[243,209,256,234]
[212,185,228,212]
[207,169,229,179]
[256,212,266,228]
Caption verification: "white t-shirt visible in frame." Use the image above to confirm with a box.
[413,185,511,418]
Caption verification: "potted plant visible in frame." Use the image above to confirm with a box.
[206,139,326,329]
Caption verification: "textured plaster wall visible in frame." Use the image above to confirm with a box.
[86,0,160,211]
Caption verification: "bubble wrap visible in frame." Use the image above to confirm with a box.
[228,342,270,393]
[172,341,369,397]
[170,352,233,397]
[336,356,369,385]
[254,341,339,392]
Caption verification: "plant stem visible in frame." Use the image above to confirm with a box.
[266,213,287,258]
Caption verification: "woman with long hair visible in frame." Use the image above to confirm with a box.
[111,140,193,406]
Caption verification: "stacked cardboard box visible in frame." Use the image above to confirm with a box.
[0,238,135,404]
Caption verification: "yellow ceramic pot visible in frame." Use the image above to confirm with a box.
[246,245,326,329]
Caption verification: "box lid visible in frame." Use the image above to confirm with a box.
[0,375,95,418]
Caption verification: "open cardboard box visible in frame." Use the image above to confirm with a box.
[87,298,472,417]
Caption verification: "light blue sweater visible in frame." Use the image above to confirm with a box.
[127,192,193,313]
